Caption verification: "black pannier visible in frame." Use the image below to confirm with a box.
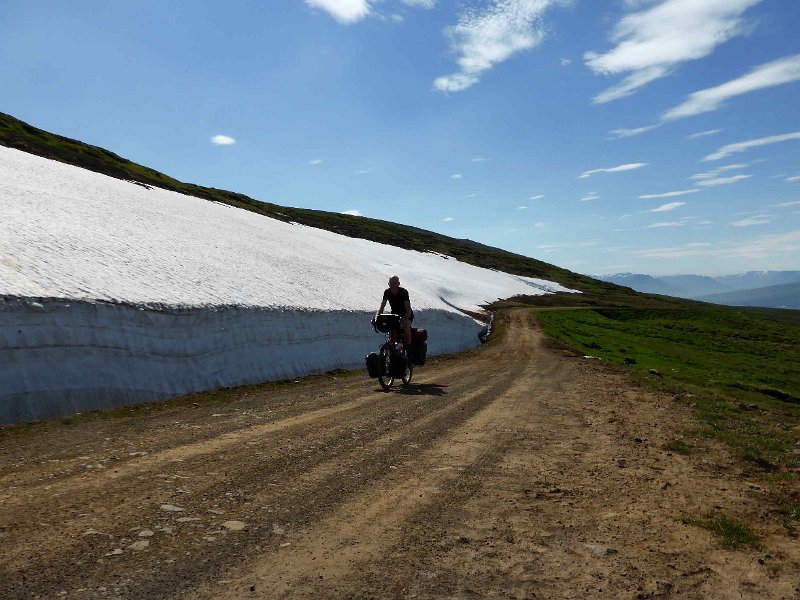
[366,352,382,378]
[411,328,428,365]
[389,349,407,378]
[374,313,401,333]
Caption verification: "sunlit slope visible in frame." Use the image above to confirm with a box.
[0,111,617,297]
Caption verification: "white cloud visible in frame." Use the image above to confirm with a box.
[464,193,477,198]
[402,0,436,7]
[786,175,800,183]
[648,221,683,228]
[472,156,490,162]
[639,188,699,199]
[634,231,800,259]
[730,216,770,226]
[580,192,600,202]
[341,209,362,216]
[529,194,545,200]
[704,131,800,161]
[696,174,752,187]
[561,57,571,66]
[211,135,236,145]
[535,222,544,227]
[609,124,659,139]
[663,54,800,121]
[434,0,559,93]
[309,159,323,165]
[584,0,762,103]
[391,14,405,23]
[687,128,724,140]
[443,217,455,221]
[450,173,462,179]
[579,162,647,178]
[355,168,375,175]
[651,201,686,212]
[691,163,749,180]
[772,200,800,208]
[517,205,528,209]
[305,0,372,24]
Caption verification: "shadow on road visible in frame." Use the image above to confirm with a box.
[397,383,448,397]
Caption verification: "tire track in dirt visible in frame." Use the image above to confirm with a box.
[0,338,519,597]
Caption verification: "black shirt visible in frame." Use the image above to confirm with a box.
[383,287,410,316]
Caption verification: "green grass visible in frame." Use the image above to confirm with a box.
[534,306,800,471]
[683,510,761,549]
[664,439,692,454]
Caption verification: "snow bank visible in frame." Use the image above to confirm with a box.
[0,147,576,424]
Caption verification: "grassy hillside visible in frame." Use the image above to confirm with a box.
[1,111,623,297]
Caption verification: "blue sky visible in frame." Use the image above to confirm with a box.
[2,0,799,276]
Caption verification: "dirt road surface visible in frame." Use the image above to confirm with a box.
[1,309,798,599]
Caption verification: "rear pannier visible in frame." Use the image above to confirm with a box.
[411,328,428,365]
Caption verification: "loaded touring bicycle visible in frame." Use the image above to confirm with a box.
[366,313,428,391]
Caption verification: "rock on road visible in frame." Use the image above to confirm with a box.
[0,309,797,599]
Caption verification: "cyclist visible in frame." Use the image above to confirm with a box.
[375,275,413,347]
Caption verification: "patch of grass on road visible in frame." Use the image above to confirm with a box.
[683,510,761,549]
[664,439,692,454]
[533,306,800,472]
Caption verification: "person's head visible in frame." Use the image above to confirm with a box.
[388,275,400,294]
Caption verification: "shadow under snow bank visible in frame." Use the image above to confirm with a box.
[0,297,483,425]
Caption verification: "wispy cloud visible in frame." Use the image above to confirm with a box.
[443,217,455,222]
[305,0,372,24]
[688,128,724,140]
[651,201,686,212]
[662,54,800,120]
[639,189,699,199]
[211,135,236,145]
[341,209,362,216]
[730,216,770,226]
[772,200,800,208]
[608,125,659,139]
[579,162,647,178]
[635,230,800,259]
[450,173,462,179]
[434,0,559,93]
[580,192,600,202]
[691,163,749,180]
[561,57,571,66]
[517,205,528,210]
[648,221,683,228]
[703,131,800,161]
[529,194,545,200]
[697,174,752,187]
[402,0,436,8]
[786,175,800,183]
[355,168,375,175]
[584,0,762,103]
[309,158,323,165]
[471,156,490,162]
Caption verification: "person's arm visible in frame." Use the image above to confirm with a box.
[403,300,412,319]
[376,298,387,320]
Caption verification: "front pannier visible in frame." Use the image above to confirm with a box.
[366,352,382,378]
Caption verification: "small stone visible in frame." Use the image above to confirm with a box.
[649,369,662,377]
[160,504,185,512]
[176,517,201,523]
[129,540,150,551]
[222,520,246,531]
[138,530,155,537]
[584,543,617,557]
[207,509,225,515]
[272,524,285,535]
[280,542,291,547]
[106,548,124,556]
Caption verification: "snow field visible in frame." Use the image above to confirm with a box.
[0,147,575,423]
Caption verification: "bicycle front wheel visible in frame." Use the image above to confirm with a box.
[378,345,394,391]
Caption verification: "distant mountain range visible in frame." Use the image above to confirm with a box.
[594,271,800,309]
